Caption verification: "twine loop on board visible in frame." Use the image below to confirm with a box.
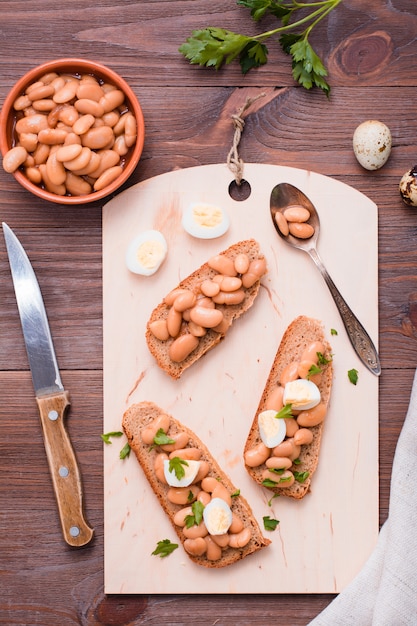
[226,92,266,186]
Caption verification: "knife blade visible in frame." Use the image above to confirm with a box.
[2,222,94,547]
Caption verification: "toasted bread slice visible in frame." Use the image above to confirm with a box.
[244,316,333,499]
[146,239,266,379]
[123,401,271,568]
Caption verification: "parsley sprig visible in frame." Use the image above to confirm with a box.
[179,0,342,96]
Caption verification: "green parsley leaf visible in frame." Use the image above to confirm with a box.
[153,428,176,446]
[294,470,310,483]
[187,490,195,502]
[348,368,359,385]
[268,492,280,506]
[184,500,205,528]
[101,431,123,444]
[263,515,280,531]
[317,351,332,366]
[330,328,338,336]
[268,467,285,475]
[179,28,252,70]
[239,40,268,74]
[238,0,291,22]
[262,478,280,488]
[292,457,301,465]
[275,404,293,419]
[119,442,131,459]
[307,363,322,378]
[168,456,189,480]
[151,539,179,558]
[231,489,241,498]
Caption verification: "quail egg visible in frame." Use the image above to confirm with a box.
[258,409,287,448]
[163,459,201,487]
[182,202,230,239]
[126,230,167,276]
[283,379,321,411]
[203,497,233,535]
[353,120,392,170]
[399,166,417,207]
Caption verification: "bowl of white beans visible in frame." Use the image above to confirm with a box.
[0,58,145,204]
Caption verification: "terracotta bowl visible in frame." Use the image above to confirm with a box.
[0,58,145,205]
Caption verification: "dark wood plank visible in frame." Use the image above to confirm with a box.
[1,0,417,623]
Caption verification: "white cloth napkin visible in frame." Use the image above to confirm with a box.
[309,369,417,626]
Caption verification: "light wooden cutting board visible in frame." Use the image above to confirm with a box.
[102,163,379,594]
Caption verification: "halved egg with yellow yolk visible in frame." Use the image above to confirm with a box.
[182,202,230,239]
[163,459,201,487]
[258,409,287,448]
[126,230,167,276]
[203,497,233,535]
[283,379,321,411]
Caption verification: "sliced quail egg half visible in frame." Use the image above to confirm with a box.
[203,497,233,535]
[258,409,287,448]
[283,379,321,411]
[182,202,230,239]
[163,458,201,487]
[126,230,167,276]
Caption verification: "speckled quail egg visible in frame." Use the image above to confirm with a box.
[182,202,230,239]
[126,230,167,276]
[203,497,233,535]
[353,120,392,170]
[399,166,417,207]
[258,409,287,448]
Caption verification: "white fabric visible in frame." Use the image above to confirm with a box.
[309,369,417,625]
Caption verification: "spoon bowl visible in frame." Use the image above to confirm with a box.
[270,182,381,376]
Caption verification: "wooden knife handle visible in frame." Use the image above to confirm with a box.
[36,391,94,547]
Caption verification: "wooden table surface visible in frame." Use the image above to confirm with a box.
[1,1,416,624]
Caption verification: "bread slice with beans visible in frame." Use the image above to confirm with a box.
[244,316,333,499]
[122,401,271,568]
[146,239,267,379]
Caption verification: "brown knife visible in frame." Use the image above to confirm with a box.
[2,222,94,547]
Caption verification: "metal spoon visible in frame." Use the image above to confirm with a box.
[270,182,381,376]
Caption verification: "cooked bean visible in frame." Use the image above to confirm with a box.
[297,402,327,427]
[189,306,223,329]
[159,431,189,452]
[194,460,210,482]
[39,163,66,195]
[18,132,37,153]
[13,94,32,111]
[200,279,220,298]
[33,143,50,165]
[184,537,207,557]
[301,341,325,364]
[81,125,114,150]
[194,297,215,309]
[293,428,314,446]
[169,447,202,461]
[93,165,123,191]
[16,113,49,134]
[75,98,105,118]
[262,469,295,488]
[100,89,125,113]
[211,290,245,305]
[113,134,128,156]
[2,146,28,173]
[200,476,220,493]
[272,438,301,461]
[211,483,232,506]
[197,490,211,506]
[173,291,196,312]
[284,417,299,437]
[280,361,299,386]
[64,132,82,146]
[265,456,293,470]
[188,321,207,337]
[297,359,317,380]
[204,536,223,561]
[88,149,120,178]
[141,413,171,445]
[275,211,289,236]
[228,527,251,548]
[183,521,208,539]
[25,166,42,184]
[241,258,267,287]
[125,113,137,147]
[244,442,270,468]
[76,82,104,102]
[32,99,56,112]
[212,317,231,334]
[283,206,311,222]
[28,84,55,101]
[148,319,170,341]
[58,105,79,127]
[211,533,229,548]
[288,222,315,239]
[55,143,83,163]
[167,306,183,338]
[64,146,92,172]
[234,252,250,274]
[217,276,242,292]
[73,113,95,135]
[53,80,78,103]
[65,172,93,196]
[207,254,237,276]
[173,506,193,527]
[164,288,189,306]
[229,513,244,534]
[167,485,200,505]
[46,151,66,185]
[265,385,284,411]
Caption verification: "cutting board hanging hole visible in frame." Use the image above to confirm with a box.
[226,92,265,200]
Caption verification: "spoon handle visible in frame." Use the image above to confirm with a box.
[308,248,381,375]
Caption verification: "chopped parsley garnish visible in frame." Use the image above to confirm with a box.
[151,539,179,558]
[119,442,131,459]
[168,456,189,480]
[101,431,123,444]
[184,501,205,528]
[263,515,280,531]
[348,368,359,385]
[153,428,176,447]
